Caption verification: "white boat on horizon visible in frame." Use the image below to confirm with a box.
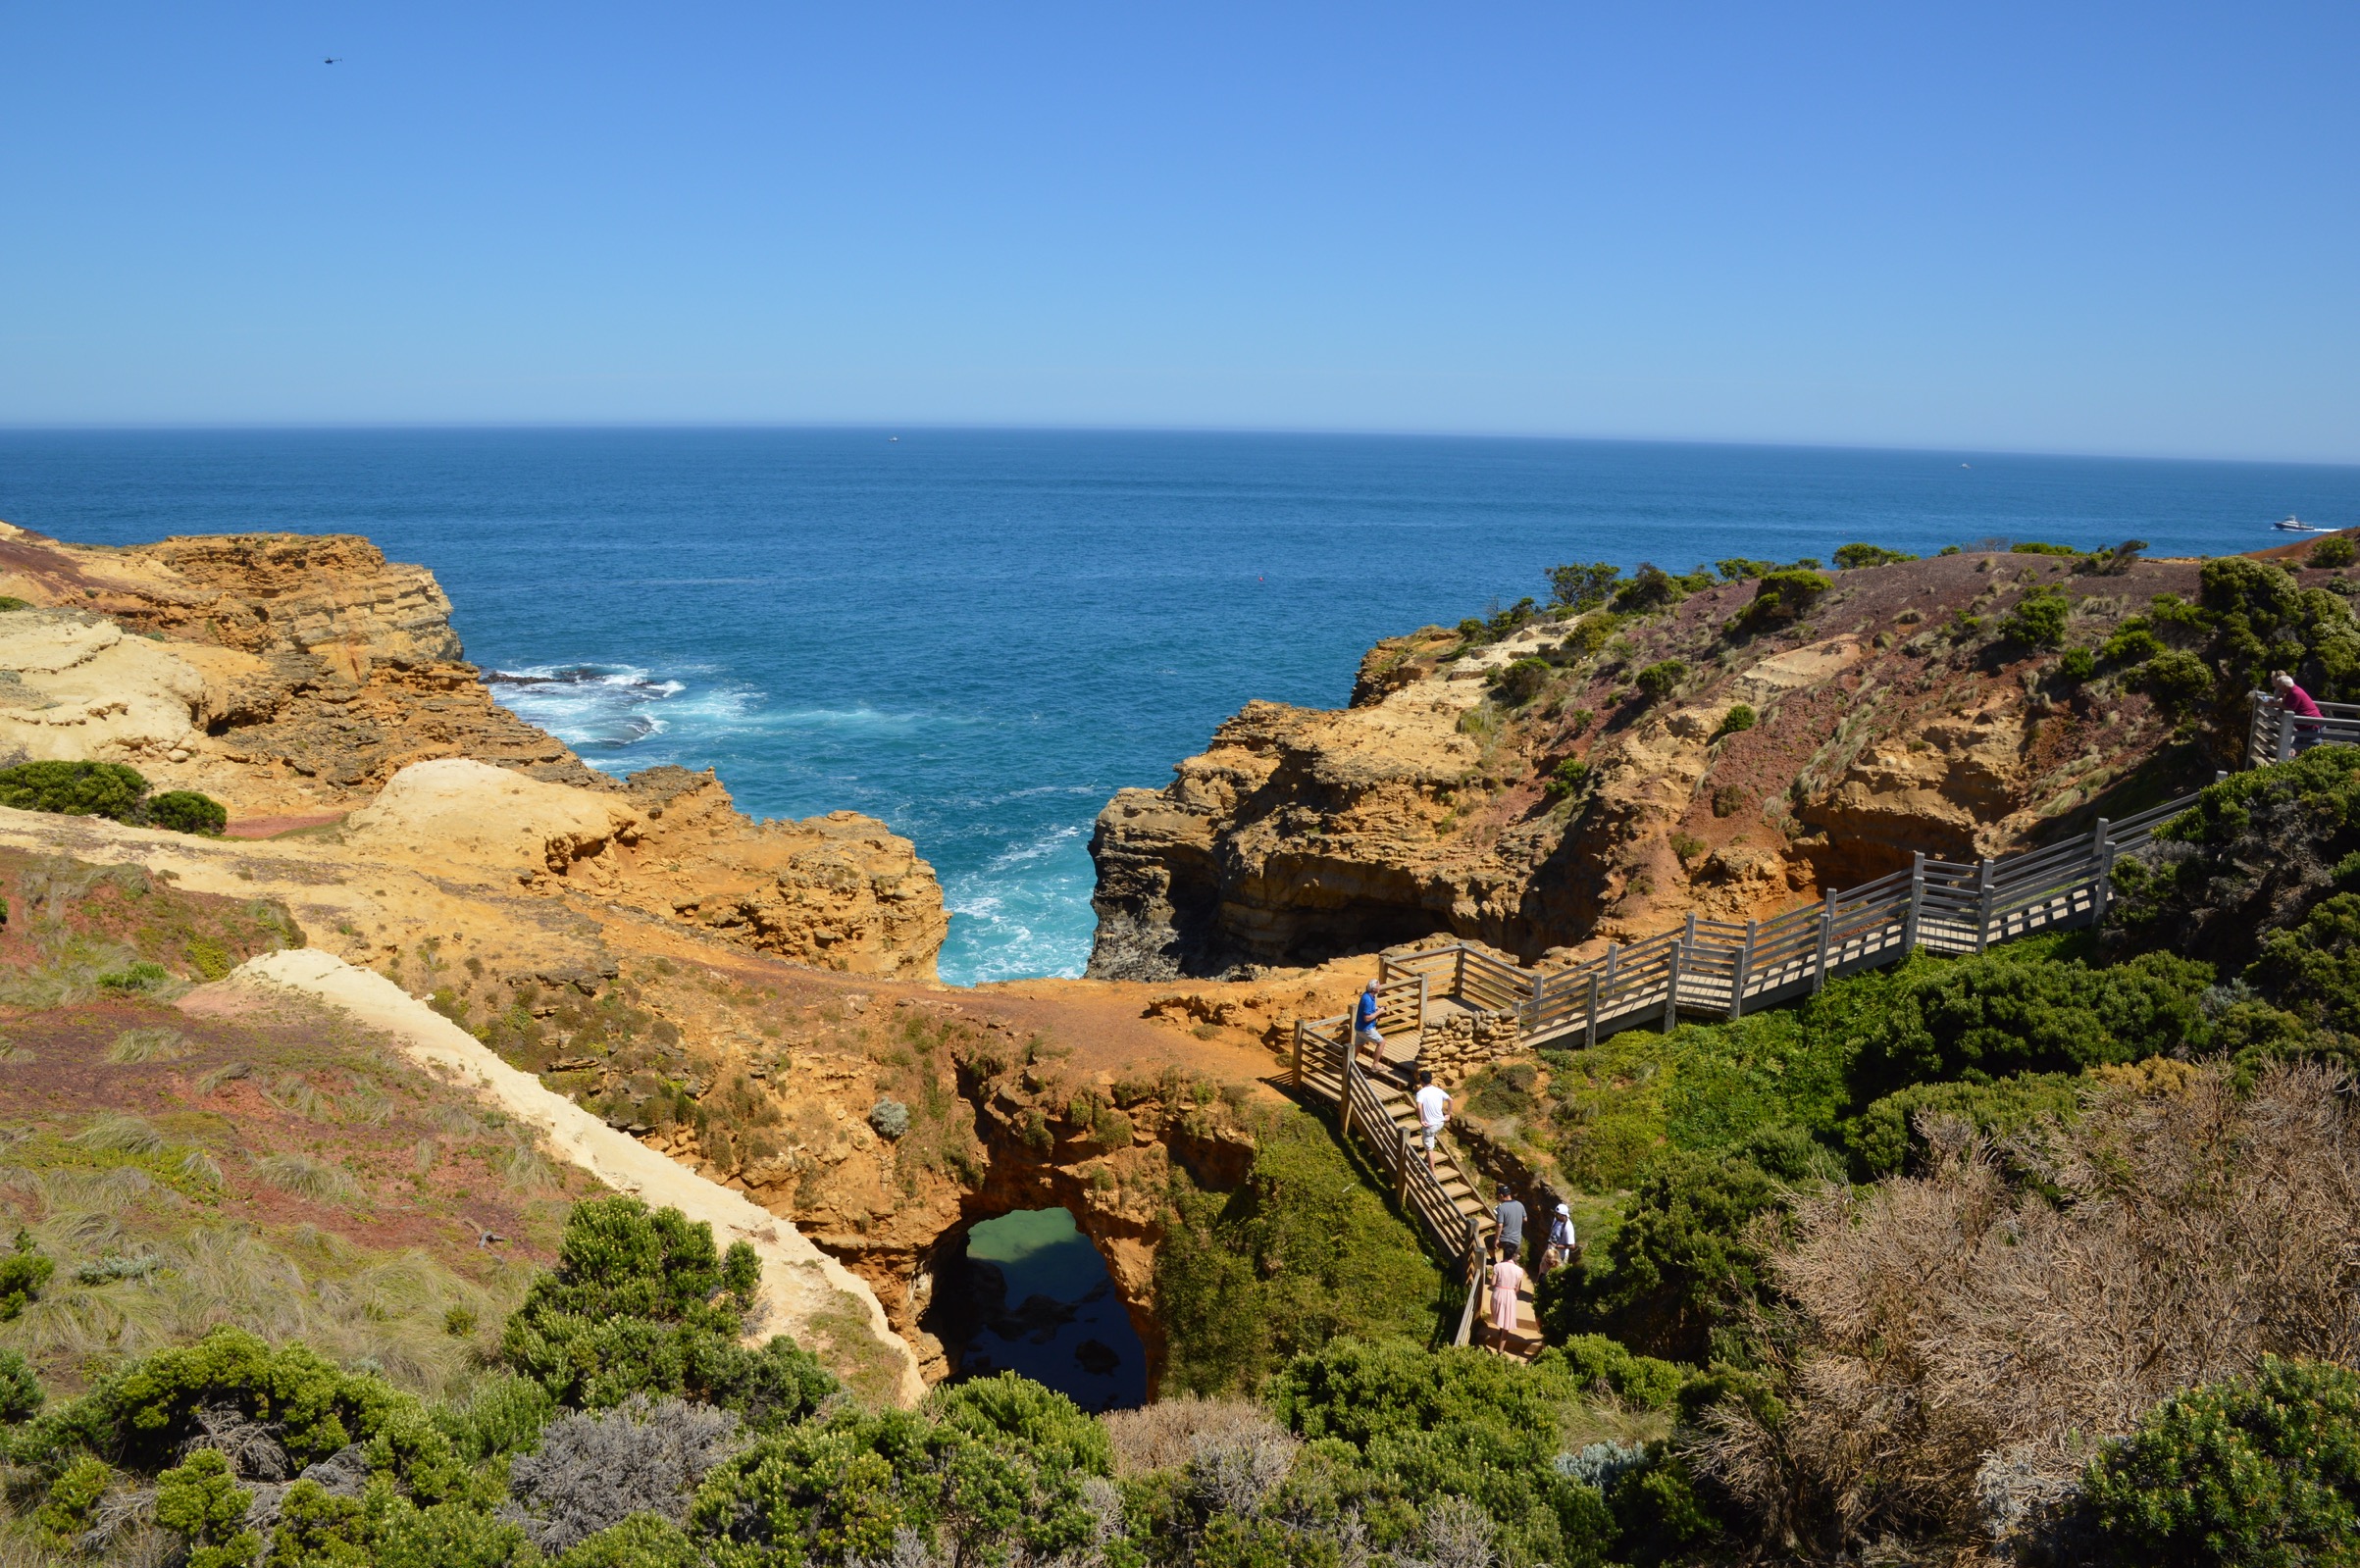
[2274,515,2333,533]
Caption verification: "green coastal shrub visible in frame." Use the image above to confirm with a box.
[2056,645,2096,681]
[0,761,228,835]
[1545,1336,1685,1410]
[2000,583,2072,648]
[1491,657,1552,706]
[1727,568,1830,634]
[2086,1356,2360,1567]
[1841,1071,2085,1177]
[1633,660,1687,700]
[1542,1148,1785,1362]
[1545,758,1592,799]
[1154,1110,1444,1395]
[154,1447,261,1568]
[1711,703,1755,740]
[1614,564,1684,615]
[501,1196,833,1425]
[1547,562,1620,611]
[1268,1340,1616,1568]
[0,1230,55,1320]
[0,1347,43,1422]
[2312,533,2358,570]
[1833,542,1914,570]
[0,760,147,819]
[146,789,229,835]
[1847,946,2212,1102]
[1716,558,1772,582]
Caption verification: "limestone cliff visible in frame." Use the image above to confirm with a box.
[0,524,949,978]
[0,525,591,811]
[1090,547,2233,978]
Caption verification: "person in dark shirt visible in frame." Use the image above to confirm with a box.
[1493,1184,1526,1260]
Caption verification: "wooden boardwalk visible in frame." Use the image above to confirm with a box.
[1286,777,2222,1355]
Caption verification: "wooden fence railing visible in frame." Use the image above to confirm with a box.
[1282,765,2249,1301]
[2248,688,2360,768]
[1359,789,2200,1054]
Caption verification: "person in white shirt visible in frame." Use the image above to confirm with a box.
[1541,1202,1576,1273]
[1412,1071,1453,1172]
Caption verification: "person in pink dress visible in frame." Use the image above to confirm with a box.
[1490,1240,1527,1340]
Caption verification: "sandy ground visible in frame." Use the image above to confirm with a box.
[226,947,928,1408]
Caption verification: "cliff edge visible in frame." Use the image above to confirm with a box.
[0,523,949,978]
[1089,546,2240,979]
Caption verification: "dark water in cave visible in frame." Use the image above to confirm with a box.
[947,1207,1146,1411]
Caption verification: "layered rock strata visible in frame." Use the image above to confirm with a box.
[1091,548,2228,978]
[0,524,949,978]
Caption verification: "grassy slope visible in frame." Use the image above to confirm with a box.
[0,850,585,1402]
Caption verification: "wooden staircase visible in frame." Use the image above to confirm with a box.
[1290,1033,1536,1358]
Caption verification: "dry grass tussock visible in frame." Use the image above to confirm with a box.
[1102,1394,1287,1478]
[1695,1060,2360,1561]
[1,1161,504,1398]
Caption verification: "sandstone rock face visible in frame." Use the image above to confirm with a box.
[1091,550,2216,977]
[0,525,949,979]
[0,525,593,812]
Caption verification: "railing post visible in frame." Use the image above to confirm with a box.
[1901,852,1926,955]
[1585,971,1600,1048]
[1812,890,1835,992]
[1339,1046,1358,1143]
[1398,1127,1412,1204]
[1528,968,1545,1033]
[1291,1020,1305,1088]
[1416,973,1430,1056]
[1378,952,1392,986]
[2280,705,2296,762]
[1730,919,1757,1020]
[1454,943,1467,1000]
[1662,938,1682,1033]
[1974,857,1995,953]
[2248,690,2271,770]
[2092,817,2113,924]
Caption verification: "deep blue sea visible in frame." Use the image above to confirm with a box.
[1,429,2354,984]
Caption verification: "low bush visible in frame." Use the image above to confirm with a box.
[2011,541,2082,557]
[1614,564,1684,615]
[2312,533,2358,570]
[501,1196,834,1426]
[2085,1355,2360,1567]
[1542,1147,1785,1362]
[0,761,228,835]
[1545,758,1592,800]
[0,760,147,819]
[1833,542,1914,570]
[146,789,229,835]
[1544,1335,1686,1410]
[0,1230,55,1320]
[0,1346,42,1421]
[2000,582,2072,648]
[1840,1071,2084,1177]
[1633,660,1687,700]
[1726,568,1830,635]
[1716,558,1773,582]
[1711,703,1755,739]
[1846,946,2213,1104]
[2055,645,2096,681]
[1491,656,1552,706]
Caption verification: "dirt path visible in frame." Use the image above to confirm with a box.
[228,947,928,1408]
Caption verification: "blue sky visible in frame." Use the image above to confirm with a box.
[2,3,2355,459]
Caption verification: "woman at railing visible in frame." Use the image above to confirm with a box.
[2271,671,2327,753]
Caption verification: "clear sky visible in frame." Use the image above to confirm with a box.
[2,3,2355,459]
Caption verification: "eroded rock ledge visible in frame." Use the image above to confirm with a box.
[1090,549,2221,979]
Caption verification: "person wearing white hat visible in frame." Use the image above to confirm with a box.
[1542,1201,1576,1273]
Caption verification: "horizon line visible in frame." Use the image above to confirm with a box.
[2,419,2358,473]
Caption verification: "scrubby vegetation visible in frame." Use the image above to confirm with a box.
[0,763,227,836]
[1154,1110,1447,1397]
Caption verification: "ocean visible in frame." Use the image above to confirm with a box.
[2,428,2353,984]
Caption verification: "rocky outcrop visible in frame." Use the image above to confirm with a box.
[0,525,594,813]
[0,525,950,979]
[1091,548,2227,978]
